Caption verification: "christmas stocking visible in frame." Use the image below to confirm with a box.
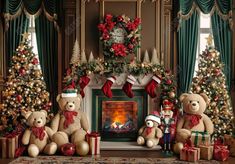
[145,75,161,98]
[79,75,90,98]
[122,75,136,98]
[102,76,116,98]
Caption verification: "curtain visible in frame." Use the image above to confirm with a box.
[178,11,199,93]
[35,14,58,112]
[5,13,29,66]
[178,0,232,93]
[211,12,232,89]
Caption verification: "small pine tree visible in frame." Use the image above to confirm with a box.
[0,33,53,133]
[191,35,233,138]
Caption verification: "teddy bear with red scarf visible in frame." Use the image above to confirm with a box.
[50,89,89,155]
[174,93,214,153]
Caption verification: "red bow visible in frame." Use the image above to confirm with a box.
[145,127,153,135]
[185,114,202,128]
[63,111,78,128]
[31,127,46,140]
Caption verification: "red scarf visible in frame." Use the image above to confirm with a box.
[145,127,153,135]
[185,114,202,128]
[63,111,78,128]
[31,127,45,141]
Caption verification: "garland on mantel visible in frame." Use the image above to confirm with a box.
[63,58,180,115]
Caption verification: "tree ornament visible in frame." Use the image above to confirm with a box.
[143,50,150,63]
[195,86,201,92]
[60,143,76,156]
[166,79,172,85]
[81,50,87,64]
[75,141,89,156]
[70,39,80,65]
[17,95,22,102]
[169,92,175,98]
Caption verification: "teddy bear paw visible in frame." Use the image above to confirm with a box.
[146,140,154,148]
[137,136,145,145]
[28,144,40,157]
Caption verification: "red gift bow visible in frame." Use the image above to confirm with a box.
[87,132,100,137]
[182,141,198,161]
[214,145,229,161]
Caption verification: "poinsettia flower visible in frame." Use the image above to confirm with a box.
[111,43,127,57]
[106,22,116,30]
[105,14,113,22]
[98,23,106,32]
[134,18,141,26]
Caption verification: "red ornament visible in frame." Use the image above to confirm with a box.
[19,68,26,76]
[117,16,123,22]
[32,58,39,65]
[165,69,171,75]
[17,95,22,102]
[128,44,134,49]
[214,69,221,76]
[60,143,76,156]
[47,102,52,107]
[166,79,172,85]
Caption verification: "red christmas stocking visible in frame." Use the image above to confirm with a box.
[122,75,136,98]
[79,75,90,98]
[102,76,116,98]
[145,75,161,98]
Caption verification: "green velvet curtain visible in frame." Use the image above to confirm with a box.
[35,15,58,111]
[6,14,29,66]
[178,11,199,93]
[178,0,232,92]
[211,12,232,89]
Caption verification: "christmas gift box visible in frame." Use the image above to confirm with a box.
[224,134,235,156]
[190,131,210,146]
[0,133,19,158]
[198,144,213,160]
[86,132,101,155]
[213,144,229,161]
[180,143,200,162]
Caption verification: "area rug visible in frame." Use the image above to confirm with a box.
[10,156,220,164]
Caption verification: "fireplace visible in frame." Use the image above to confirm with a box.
[92,89,148,141]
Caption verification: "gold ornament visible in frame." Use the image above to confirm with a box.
[173,142,184,154]
[76,141,89,156]
[195,86,201,92]
[169,92,175,98]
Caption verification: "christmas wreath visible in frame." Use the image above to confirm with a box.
[98,14,141,58]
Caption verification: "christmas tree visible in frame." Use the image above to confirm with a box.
[191,34,233,138]
[0,33,53,133]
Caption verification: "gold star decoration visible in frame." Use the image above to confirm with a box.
[21,32,30,42]
[206,34,213,46]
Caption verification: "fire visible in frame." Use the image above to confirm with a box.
[111,110,127,126]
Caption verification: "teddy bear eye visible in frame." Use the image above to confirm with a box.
[197,101,199,103]
[34,118,36,121]
[41,117,42,119]
[73,101,75,104]
[189,101,192,103]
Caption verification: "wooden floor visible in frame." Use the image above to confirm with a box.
[0,150,235,164]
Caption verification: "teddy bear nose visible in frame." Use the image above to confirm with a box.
[69,105,73,108]
[192,103,197,106]
[37,120,41,123]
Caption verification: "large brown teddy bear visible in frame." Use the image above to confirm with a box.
[22,110,57,157]
[174,93,214,153]
[137,112,163,148]
[51,91,89,150]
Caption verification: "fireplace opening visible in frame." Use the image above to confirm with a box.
[92,89,148,142]
[102,101,138,133]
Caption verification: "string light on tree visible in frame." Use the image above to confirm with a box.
[191,34,233,138]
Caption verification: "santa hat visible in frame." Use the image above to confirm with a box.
[62,89,78,98]
[162,99,173,110]
[145,111,161,124]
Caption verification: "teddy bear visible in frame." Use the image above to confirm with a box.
[51,89,89,152]
[21,110,57,157]
[174,93,214,153]
[137,112,163,148]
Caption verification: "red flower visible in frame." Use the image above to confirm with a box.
[106,22,115,30]
[134,18,141,26]
[98,23,106,32]
[105,14,113,22]
[128,44,134,49]
[102,32,110,40]
[117,16,124,22]
[111,43,127,57]
[126,22,137,31]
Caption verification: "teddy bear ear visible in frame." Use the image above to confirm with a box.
[21,110,32,119]
[200,93,209,104]
[40,110,48,117]
[56,94,62,102]
[179,93,189,102]
[77,94,82,101]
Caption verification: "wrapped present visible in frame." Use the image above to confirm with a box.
[190,131,210,146]
[0,133,19,158]
[86,132,101,155]
[180,143,200,162]
[214,144,229,161]
[198,144,213,160]
[224,134,235,156]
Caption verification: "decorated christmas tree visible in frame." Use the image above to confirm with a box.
[191,35,233,138]
[0,33,53,133]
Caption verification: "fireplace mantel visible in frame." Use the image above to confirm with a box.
[81,73,160,150]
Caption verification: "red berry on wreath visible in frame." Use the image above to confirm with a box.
[166,79,172,85]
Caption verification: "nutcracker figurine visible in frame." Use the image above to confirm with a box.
[161,99,175,154]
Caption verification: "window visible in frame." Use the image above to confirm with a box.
[194,12,214,74]
[28,16,38,54]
